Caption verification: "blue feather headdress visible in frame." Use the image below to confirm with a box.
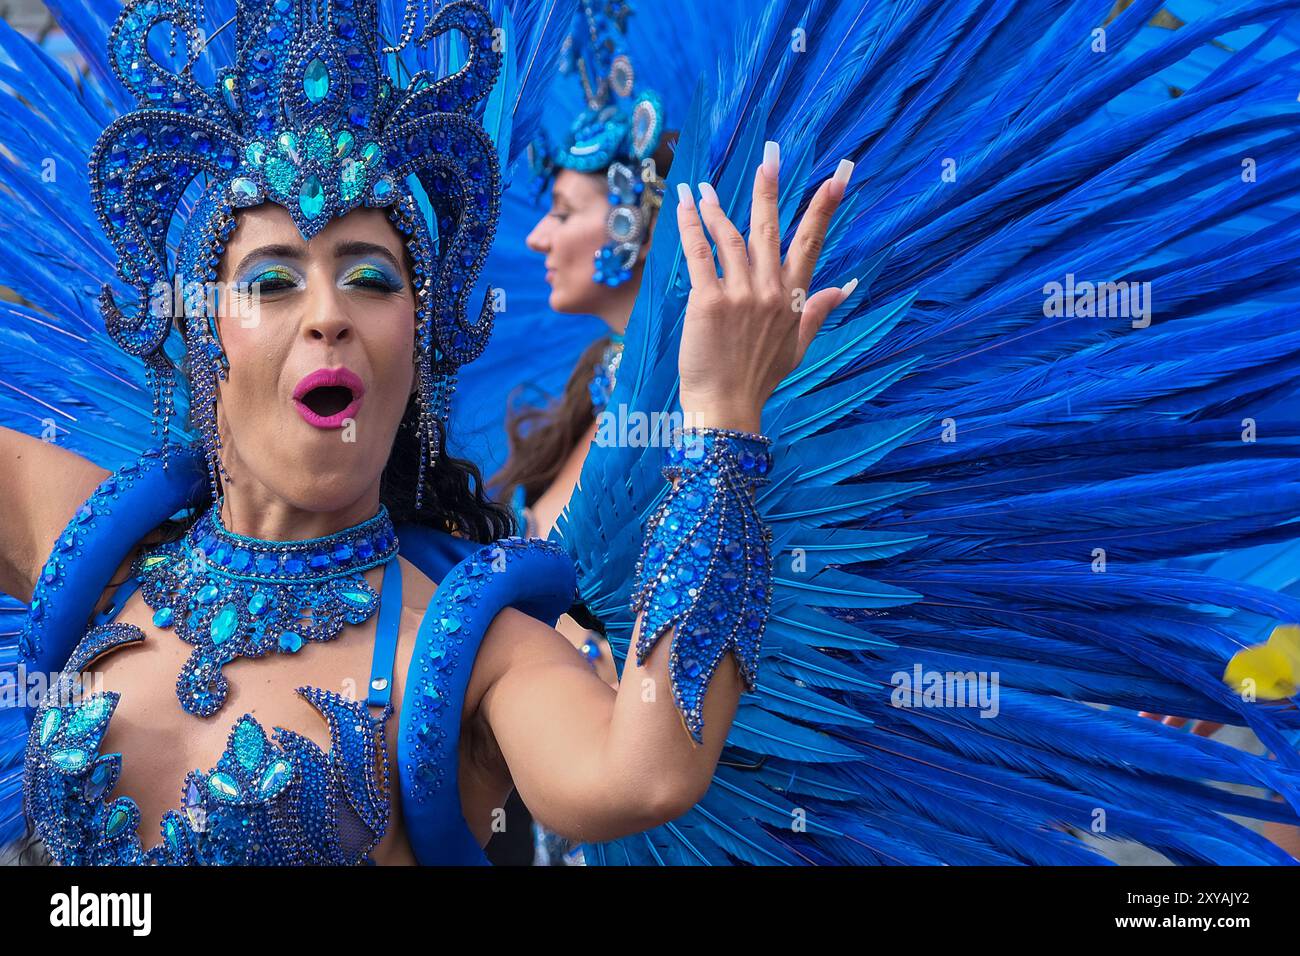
[527,0,665,285]
[89,0,503,500]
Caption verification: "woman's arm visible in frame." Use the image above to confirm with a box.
[0,426,109,601]
[476,143,855,842]
[477,608,740,842]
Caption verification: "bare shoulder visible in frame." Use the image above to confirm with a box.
[0,426,110,601]
[467,604,590,717]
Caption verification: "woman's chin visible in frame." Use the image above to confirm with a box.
[281,432,383,493]
[548,285,589,315]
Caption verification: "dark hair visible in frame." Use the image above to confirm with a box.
[382,395,515,541]
[491,335,611,506]
[490,131,678,508]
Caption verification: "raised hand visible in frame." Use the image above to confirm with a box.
[675,140,857,432]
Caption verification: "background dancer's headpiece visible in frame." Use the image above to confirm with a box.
[89,0,503,502]
[527,0,666,286]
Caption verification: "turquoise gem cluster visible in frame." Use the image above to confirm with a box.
[134,504,398,717]
[631,427,774,743]
[24,618,393,865]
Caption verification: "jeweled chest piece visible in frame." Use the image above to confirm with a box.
[134,505,399,717]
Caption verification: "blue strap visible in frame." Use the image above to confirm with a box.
[366,558,403,707]
[398,537,576,865]
[91,575,144,627]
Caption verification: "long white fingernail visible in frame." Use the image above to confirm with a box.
[833,158,855,185]
[677,182,695,208]
[763,140,780,181]
[841,276,859,297]
[698,181,718,205]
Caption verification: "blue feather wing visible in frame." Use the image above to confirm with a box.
[559,0,1300,865]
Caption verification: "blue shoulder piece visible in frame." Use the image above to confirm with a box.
[393,522,480,581]
[398,536,576,865]
[2,444,204,847]
[20,444,207,726]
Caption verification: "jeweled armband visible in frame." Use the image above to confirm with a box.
[630,426,774,742]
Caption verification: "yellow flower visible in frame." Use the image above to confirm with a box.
[1223,624,1300,700]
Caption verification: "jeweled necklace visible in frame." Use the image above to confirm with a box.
[134,504,399,717]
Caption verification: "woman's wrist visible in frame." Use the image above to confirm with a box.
[680,399,763,434]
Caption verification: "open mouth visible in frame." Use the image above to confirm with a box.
[300,385,354,418]
[292,367,365,429]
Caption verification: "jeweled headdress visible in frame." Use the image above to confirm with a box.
[527,0,666,286]
[90,0,503,503]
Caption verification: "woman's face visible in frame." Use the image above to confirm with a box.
[211,203,416,512]
[526,168,631,315]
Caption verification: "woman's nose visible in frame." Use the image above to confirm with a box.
[526,217,550,253]
[303,286,353,344]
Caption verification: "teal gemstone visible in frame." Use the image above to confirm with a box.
[233,719,264,771]
[39,708,61,746]
[299,174,324,218]
[152,606,174,628]
[277,130,299,160]
[337,588,370,606]
[208,772,240,801]
[247,592,268,616]
[258,759,291,797]
[196,584,219,605]
[105,804,130,838]
[86,758,113,799]
[164,817,182,850]
[279,630,304,653]
[139,552,171,571]
[49,748,89,772]
[66,696,109,738]
[303,57,329,103]
[210,604,238,645]
[334,129,354,158]
[360,141,380,164]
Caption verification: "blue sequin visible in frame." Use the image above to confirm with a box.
[631,427,774,743]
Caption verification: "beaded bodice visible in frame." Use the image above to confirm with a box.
[24,533,403,866]
[25,623,393,865]
[17,447,579,866]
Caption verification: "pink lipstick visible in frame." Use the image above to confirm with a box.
[292,366,365,429]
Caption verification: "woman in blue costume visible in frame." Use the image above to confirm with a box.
[0,0,856,864]
[5,0,1300,868]
[483,2,722,863]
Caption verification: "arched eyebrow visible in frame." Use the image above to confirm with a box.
[231,243,304,277]
[334,240,403,272]
[230,240,402,278]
